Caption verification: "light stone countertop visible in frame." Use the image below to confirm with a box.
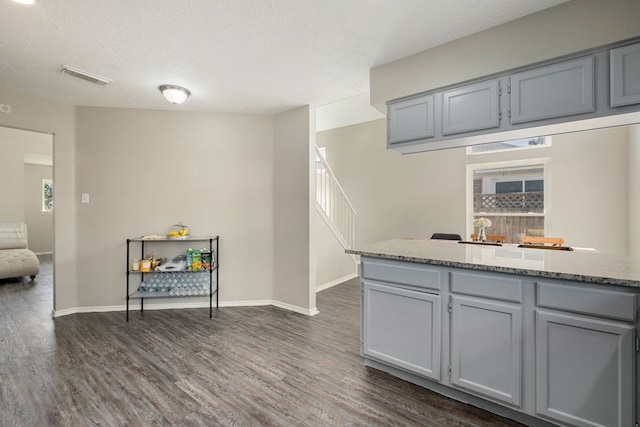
[346,238,640,288]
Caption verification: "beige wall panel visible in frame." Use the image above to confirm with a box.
[549,128,629,254]
[24,164,54,254]
[75,107,275,308]
[318,119,467,245]
[0,139,26,221]
[273,106,315,313]
[319,119,631,255]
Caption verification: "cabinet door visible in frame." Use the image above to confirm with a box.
[387,94,435,145]
[442,79,501,135]
[450,295,522,407]
[510,56,594,124]
[362,281,441,381]
[610,42,640,107]
[536,310,634,427]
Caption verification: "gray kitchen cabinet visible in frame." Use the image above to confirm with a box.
[535,310,635,427]
[387,94,435,145]
[362,280,441,381]
[441,79,501,135]
[610,42,640,107]
[386,37,640,154]
[450,294,522,407]
[358,255,639,427]
[510,56,595,124]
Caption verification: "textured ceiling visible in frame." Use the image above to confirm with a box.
[0,0,567,114]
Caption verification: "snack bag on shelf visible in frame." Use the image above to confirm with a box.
[190,249,202,270]
[202,249,211,269]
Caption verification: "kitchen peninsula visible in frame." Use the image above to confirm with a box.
[347,239,640,427]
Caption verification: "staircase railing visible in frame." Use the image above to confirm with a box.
[315,146,356,250]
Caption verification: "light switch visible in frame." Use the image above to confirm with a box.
[81,193,90,204]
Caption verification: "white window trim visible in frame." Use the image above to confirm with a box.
[466,136,552,155]
[466,157,551,240]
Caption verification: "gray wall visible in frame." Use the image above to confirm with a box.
[0,138,25,222]
[2,0,639,313]
[0,91,77,313]
[318,119,467,245]
[0,90,317,315]
[273,106,316,313]
[0,127,53,223]
[24,163,53,254]
[318,120,632,255]
[74,107,277,309]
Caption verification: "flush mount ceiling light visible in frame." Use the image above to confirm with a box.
[12,0,36,4]
[159,85,191,104]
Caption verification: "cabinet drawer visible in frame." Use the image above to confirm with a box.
[450,271,522,303]
[362,258,442,291]
[537,281,637,322]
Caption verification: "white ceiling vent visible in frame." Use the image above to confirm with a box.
[61,65,112,86]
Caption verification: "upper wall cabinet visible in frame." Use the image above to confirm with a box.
[386,37,640,154]
[387,94,435,145]
[510,56,595,124]
[442,79,501,135]
[610,42,640,107]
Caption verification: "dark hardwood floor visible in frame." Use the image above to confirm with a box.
[0,257,524,426]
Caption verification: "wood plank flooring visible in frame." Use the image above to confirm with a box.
[0,258,524,426]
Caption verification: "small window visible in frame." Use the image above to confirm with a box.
[525,179,543,192]
[468,160,548,243]
[495,181,523,194]
[467,136,550,155]
[42,179,53,212]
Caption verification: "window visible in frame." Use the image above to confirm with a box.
[467,159,549,243]
[467,136,550,155]
[42,179,53,212]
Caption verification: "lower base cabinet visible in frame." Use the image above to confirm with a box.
[450,295,522,407]
[360,257,639,427]
[536,310,635,427]
[362,280,441,381]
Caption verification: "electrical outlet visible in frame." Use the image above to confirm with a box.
[81,193,90,204]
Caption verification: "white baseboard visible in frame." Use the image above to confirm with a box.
[52,299,319,318]
[271,300,319,316]
[316,272,359,292]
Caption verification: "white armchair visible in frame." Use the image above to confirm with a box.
[0,223,40,280]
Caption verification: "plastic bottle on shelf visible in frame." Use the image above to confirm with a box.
[186,249,193,270]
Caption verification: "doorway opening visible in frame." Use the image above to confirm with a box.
[0,125,54,312]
